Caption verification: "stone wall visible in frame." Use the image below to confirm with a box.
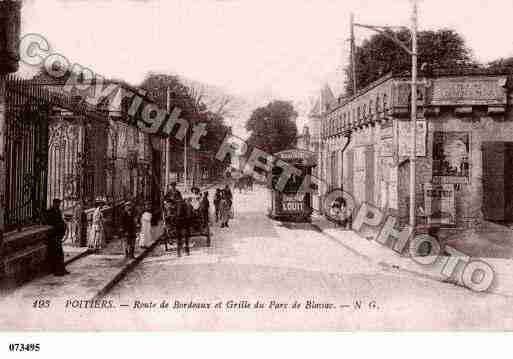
[0,226,52,290]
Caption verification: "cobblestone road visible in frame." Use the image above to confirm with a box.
[104,187,513,330]
[3,187,513,330]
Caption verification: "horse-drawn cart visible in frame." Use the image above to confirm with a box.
[161,195,211,251]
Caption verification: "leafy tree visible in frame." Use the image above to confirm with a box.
[139,73,202,120]
[486,57,513,72]
[345,28,477,95]
[245,100,298,157]
[138,73,232,174]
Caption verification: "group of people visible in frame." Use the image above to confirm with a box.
[234,175,254,193]
[90,196,153,259]
[164,181,234,229]
[329,197,350,228]
[42,181,236,275]
[118,200,154,259]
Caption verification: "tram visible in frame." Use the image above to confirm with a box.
[267,149,317,223]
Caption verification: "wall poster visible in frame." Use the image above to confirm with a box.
[398,120,427,157]
[424,183,456,225]
[432,131,471,184]
[379,157,398,210]
[380,123,394,157]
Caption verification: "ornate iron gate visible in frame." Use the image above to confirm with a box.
[4,81,49,231]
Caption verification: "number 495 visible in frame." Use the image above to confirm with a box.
[33,300,50,309]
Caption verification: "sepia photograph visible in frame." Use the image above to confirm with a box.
[2,1,513,347]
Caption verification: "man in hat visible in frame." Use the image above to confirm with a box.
[120,201,137,259]
[176,198,192,257]
[165,182,182,203]
[44,198,69,276]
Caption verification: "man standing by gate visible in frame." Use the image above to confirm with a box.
[120,202,137,259]
[44,199,70,276]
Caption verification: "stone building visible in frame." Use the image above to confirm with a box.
[320,69,513,237]
[308,84,337,211]
[296,125,311,151]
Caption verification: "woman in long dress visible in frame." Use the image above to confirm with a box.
[89,197,106,250]
[219,191,231,228]
[139,204,152,248]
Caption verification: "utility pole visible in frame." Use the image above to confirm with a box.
[410,0,419,230]
[165,87,171,190]
[184,120,188,192]
[352,0,419,230]
[350,13,358,95]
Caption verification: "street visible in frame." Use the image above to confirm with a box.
[99,186,513,330]
[3,185,513,330]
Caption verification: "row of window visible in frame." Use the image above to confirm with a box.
[322,92,389,138]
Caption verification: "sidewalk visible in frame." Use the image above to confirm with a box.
[311,215,513,297]
[0,223,165,305]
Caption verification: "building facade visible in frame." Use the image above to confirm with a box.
[309,85,337,212]
[320,70,513,237]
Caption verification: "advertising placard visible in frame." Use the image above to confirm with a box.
[424,183,456,225]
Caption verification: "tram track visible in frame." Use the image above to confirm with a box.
[91,235,163,300]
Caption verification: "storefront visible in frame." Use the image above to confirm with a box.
[321,70,513,237]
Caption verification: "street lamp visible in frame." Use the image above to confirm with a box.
[351,0,419,230]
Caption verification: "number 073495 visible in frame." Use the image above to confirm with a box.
[8,343,40,352]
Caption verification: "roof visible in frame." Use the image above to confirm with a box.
[309,84,337,117]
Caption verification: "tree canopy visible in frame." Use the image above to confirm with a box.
[138,73,232,169]
[345,28,476,95]
[245,100,298,157]
[486,57,513,72]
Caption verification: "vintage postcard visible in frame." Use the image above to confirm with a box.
[2,0,513,336]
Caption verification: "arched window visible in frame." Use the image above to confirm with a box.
[383,93,388,111]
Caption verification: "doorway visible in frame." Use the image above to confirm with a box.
[482,142,513,222]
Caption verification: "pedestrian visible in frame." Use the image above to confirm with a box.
[219,191,231,228]
[224,184,233,204]
[88,197,106,251]
[330,200,341,223]
[248,176,254,192]
[139,203,152,249]
[44,199,70,276]
[190,187,202,212]
[201,191,210,224]
[338,198,350,229]
[165,181,182,202]
[214,188,222,222]
[120,201,137,259]
[176,198,192,257]
[71,199,84,246]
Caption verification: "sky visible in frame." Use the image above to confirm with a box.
[18,0,513,135]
